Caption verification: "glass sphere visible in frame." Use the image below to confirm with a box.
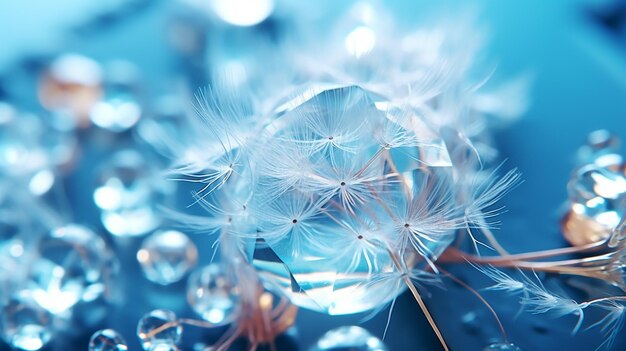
[137,230,198,285]
[186,264,240,324]
[310,326,387,351]
[1,293,52,351]
[94,149,172,237]
[137,309,182,351]
[89,329,128,351]
[27,224,115,315]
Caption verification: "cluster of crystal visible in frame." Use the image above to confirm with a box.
[137,230,198,285]
[249,85,455,315]
[310,326,387,351]
[563,130,626,246]
[89,329,128,351]
[94,149,173,237]
[186,264,240,324]
[137,309,182,351]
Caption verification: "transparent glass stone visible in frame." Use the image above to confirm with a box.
[310,326,387,351]
[483,343,522,351]
[27,224,115,314]
[1,293,52,351]
[137,309,182,351]
[186,264,240,324]
[89,329,128,351]
[137,230,198,285]
[251,85,454,315]
[564,164,626,244]
[94,149,172,237]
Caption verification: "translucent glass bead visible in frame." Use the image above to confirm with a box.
[1,294,52,351]
[28,224,114,314]
[563,164,626,246]
[89,329,128,351]
[186,264,240,324]
[137,309,182,350]
[483,343,522,351]
[310,326,388,351]
[94,149,172,237]
[137,230,198,285]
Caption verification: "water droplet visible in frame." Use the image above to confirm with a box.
[89,329,128,351]
[461,311,480,334]
[94,150,171,237]
[28,224,115,314]
[311,326,388,351]
[186,264,240,324]
[1,293,52,351]
[483,343,522,351]
[137,309,182,350]
[137,230,198,285]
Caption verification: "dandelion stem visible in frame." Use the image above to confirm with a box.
[387,249,449,351]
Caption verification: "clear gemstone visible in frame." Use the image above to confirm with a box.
[137,309,182,350]
[89,329,128,351]
[27,224,115,314]
[251,85,454,315]
[137,230,198,285]
[94,149,173,237]
[310,326,387,351]
[186,264,240,324]
[483,343,522,351]
[1,293,52,351]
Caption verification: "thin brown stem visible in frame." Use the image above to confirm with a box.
[388,249,448,351]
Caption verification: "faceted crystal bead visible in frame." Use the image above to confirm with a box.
[186,264,240,324]
[310,326,387,351]
[137,309,182,351]
[563,164,626,246]
[483,343,522,351]
[27,224,114,314]
[137,230,198,285]
[89,329,128,351]
[1,293,52,351]
[94,149,172,237]
[251,85,454,315]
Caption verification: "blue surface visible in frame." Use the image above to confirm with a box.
[1,1,626,350]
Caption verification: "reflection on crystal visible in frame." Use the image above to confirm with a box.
[345,26,376,58]
[29,169,55,196]
[94,150,170,237]
[89,329,128,351]
[137,309,182,351]
[483,343,522,351]
[310,326,387,351]
[186,264,240,324]
[28,224,114,314]
[1,293,52,351]
[137,230,198,285]
[252,85,452,315]
[563,163,626,246]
